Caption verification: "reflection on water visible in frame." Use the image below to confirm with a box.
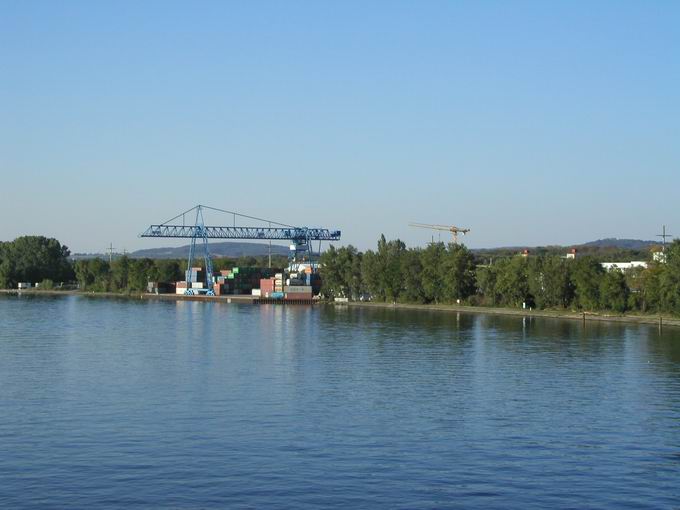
[1,294,679,509]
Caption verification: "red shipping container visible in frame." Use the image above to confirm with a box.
[285,292,313,300]
[260,278,275,292]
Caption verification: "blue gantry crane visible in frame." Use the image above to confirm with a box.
[140,205,341,295]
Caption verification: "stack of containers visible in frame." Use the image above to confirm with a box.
[185,267,204,284]
[176,281,189,294]
[274,273,284,293]
[213,282,223,296]
[260,278,275,297]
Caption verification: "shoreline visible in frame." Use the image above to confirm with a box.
[2,288,679,329]
[341,301,680,329]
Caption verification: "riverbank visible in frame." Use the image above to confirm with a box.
[339,300,680,329]
[2,288,679,328]
[0,288,258,304]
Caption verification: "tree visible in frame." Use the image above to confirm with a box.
[153,259,182,283]
[441,243,476,302]
[128,258,155,291]
[74,258,111,291]
[475,264,500,305]
[361,249,382,301]
[376,235,406,302]
[110,255,131,291]
[400,249,425,303]
[495,257,530,307]
[600,270,629,313]
[420,242,446,303]
[1,236,74,286]
[636,264,663,312]
[527,256,574,309]
[319,245,363,299]
[659,240,680,314]
[571,256,604,310]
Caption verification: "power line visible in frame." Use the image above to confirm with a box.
[657,225,672,251]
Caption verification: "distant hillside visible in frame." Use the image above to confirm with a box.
[579,238,657,250]
[129,241,289,259]
[72,242,290,260]
[472,238,662,263]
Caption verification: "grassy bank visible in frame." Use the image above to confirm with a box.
[337,300,680,329]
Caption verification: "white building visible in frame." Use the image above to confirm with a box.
[652,251,667,263]
[600,261,648,272]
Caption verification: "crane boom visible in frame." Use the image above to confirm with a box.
[408,222,470,243]
[141,225,341,241]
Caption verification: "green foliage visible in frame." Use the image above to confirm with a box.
[571,257,604,310]
[400,249,425,303]
[0,236,74,287]
[319,236,680,316]
[420,242,446,303]
[599,270,629,313]
[319,245,363,299]
[527,257,574,309]
[495,257,530,307]
[659,240,680,314]
[475,265,500,305]
[441,243,476,302]
[361,250,383,301]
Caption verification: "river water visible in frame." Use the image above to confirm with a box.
[1,294,679,508]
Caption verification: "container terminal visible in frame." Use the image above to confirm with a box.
[141,205,340,303]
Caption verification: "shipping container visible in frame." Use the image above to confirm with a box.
[285,292,313,300]
[284,285,312,294]
[192,282,204,289]
[270,292,284,299]
[251,289,262,297]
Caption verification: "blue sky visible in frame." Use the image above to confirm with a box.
[1,1,678,253]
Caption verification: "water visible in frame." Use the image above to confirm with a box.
[1,294,679,509]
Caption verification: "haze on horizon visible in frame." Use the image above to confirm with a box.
[1,1,678,254]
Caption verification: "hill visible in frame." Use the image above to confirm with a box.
[72,241,290,260]
[472,238,661,263]
[129,241,289,259]
[579,238,657,250]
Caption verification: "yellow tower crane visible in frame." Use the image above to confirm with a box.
[409,222,471,244]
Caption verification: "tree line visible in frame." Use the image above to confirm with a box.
[0,235,287,293]
[319,235,680,315]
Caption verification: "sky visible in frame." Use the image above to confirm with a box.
[1,1,678,253]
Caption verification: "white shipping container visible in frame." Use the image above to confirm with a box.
[192,282,204,289]
[176,288,188,295]
[251,289,262,297]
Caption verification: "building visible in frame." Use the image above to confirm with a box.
[601,261,648,272]
[652,251,667,263]
[565,248,578,259]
